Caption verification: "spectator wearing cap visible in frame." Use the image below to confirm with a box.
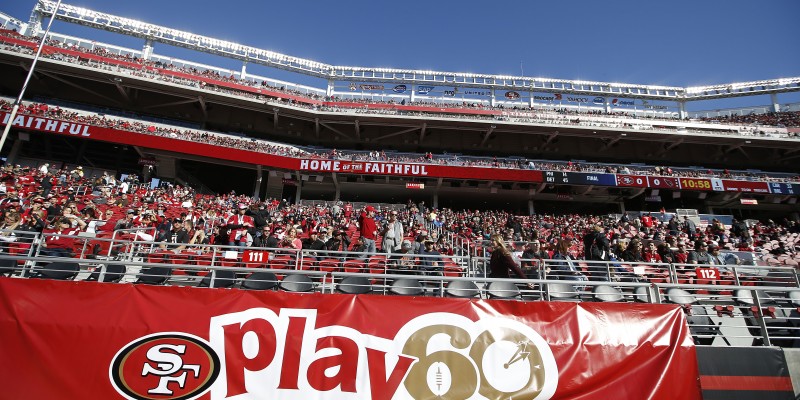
[303,227,327,253]
[325,229,350,253]
[22,197,47,222]
[226,203,254,248]
[159,218,190,252]
[114,209,136,231]
[411,230,428,254]
[387,239,415,274]
[40,217,81,258]
[417,239,442,275]
[381,210,404,253]
[358,205,377,255]
[64,187,76,202]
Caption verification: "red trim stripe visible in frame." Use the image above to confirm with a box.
[700,375,793,391]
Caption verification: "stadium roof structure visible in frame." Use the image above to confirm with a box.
[26,0,800,103]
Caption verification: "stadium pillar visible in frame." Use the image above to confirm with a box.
[5,137,22,165]
[528,200,535,215]
[678,101,687,119]
[490,89,497,107]
[326,80,334,97]
[605,98,612,113]
[295,172,303,204]
[332,173,340,201]
[142,39,154,60]
[241,62,247,81]
[432,194,439,209]
[619,202,626,214]
[771,93,780,112]
[410,84,416,102]
[253,165,262,200]
[25,9,42,37]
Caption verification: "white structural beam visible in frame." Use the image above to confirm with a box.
[32,1,800,102]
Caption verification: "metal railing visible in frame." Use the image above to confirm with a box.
[3,245,800,347]
[4,226,800,349]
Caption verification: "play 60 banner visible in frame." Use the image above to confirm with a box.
[0,279,701,399]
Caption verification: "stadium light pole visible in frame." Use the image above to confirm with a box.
[0,0,63,156]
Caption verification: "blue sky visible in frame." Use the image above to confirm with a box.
[2,0,799,110]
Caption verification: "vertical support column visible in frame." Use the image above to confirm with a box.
[678,101,687,119]
[5,137,22,165]
[605,98,612,113]
[326,80,334,97]
[74,140,87,164]
[241,61,248,81]
[253,165,262,200]
[528,200,535,216]
[294,172,302,204]
[529,91,535,108]
[490,88,497,107]
[410,84,416,103]
[142,39,154,60]
[432,193,439,209]
[619,202,626,214]
[25,10,42,37]
[331,173,340,201]
[771,93,780,112]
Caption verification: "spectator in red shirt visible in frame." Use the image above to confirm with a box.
[41,217,81,258]
[358,205,378,255]
[226,203,254,247]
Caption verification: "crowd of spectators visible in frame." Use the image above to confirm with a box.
[0,162,798,275]
[2,97,799,184]
[1,28,799,137]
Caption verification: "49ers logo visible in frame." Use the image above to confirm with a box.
[110,333,220,400]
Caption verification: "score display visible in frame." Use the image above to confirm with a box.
[543,171,569,184]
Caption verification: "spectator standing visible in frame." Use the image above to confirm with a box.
[358,205,377,255]
[488,234,528,280]
[381,210,404,253]
[226,203,254,247]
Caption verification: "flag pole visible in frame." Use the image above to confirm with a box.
[0,0,63,156]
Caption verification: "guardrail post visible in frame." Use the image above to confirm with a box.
[731,266,742,286]
[752,291,773,347]
[97,263,107,283]
[208,269,217,288]
[668,263,678,285]
[649,284,662,304]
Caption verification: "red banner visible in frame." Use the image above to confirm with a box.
[0,279,700,400]
[679,177,713,191]
[722,180,770,193]
[647,176,681,189]
[0,111,298,170]
[615,174,648,187]
[299,159,544,182]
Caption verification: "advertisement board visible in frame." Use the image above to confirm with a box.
[0,279,701,400]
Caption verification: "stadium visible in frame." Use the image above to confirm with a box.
[0,1,799,399]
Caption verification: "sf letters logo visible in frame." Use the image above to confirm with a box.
[110,333,220,400]
[141,344,201,395]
